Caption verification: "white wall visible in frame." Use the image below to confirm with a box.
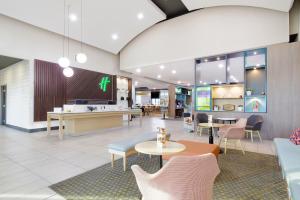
[120,6,289,69]
[0,14,124,130]
[0,14,120,75]
[0,60,33,129]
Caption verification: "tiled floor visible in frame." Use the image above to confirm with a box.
[0,116,275,199]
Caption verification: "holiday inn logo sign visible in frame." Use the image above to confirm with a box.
[99,76,111,92]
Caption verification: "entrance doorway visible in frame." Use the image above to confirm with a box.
[1,85,7,125]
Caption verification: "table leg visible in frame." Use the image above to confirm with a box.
[47,115,51,135]
[139,113,142,127]
[58,116,64,140]
[159,155,163,168]
[209,127,214,144]
[128,114,130,126]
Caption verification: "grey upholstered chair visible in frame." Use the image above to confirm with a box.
[196,113,213,136]
[245,115,263,142]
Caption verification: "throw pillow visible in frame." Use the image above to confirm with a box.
[290,128,300,145]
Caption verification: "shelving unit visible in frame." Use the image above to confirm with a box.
[195,48,267,113]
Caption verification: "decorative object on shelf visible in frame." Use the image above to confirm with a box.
[213,105,219,111]
[246,88,253,96]
[120,96,125,101]
[237,105,244,112]
[252,100,259,112]
[239,95,243,99]
[157,127,168,147]
[87,106,97,112]
[223,104,235,111]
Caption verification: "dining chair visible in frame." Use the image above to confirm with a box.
[131,153,220,200]
[218,118,247,154]
[196,113,214,136]
[245,115,263,142]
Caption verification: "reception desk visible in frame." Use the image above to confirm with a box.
[47,109,142,140]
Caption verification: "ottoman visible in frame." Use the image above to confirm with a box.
[163,140,220,160]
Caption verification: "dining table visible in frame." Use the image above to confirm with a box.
[198,123,224,144]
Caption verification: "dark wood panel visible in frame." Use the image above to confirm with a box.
[34,59,117,121]
[34,60,66,121]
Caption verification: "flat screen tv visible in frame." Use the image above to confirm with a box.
[151,91,160,99]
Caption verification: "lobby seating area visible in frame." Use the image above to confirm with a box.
[0,0,300,199]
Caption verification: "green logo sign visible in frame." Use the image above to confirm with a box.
[99,76,111,92]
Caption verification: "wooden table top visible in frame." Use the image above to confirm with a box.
[198,123,225,128]
[135,141,186,156]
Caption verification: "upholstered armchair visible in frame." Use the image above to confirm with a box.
[218,118,247,154]
[196,113,214,136]
[131,153,220,200]
[245,115,263,142]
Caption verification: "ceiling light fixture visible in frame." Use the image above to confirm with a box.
[160,65,165,70]
[136,68,141,73]
[254,67,257,70]
[112,33,119,40]
[58,0,70,69]
[199,80,202,83]
[135,81,138,86]
[75,0,87,64]
[217,57,220,61]
[177,81,181,84]
[218,64,223,68]
[203,82,207,85]
[172,70,176,74]
[63,67,74,77]
[137,12,144,20]
[157,75,161,79]
[204,59,208,62]
[253,51,257,55]
[69,13,78,22]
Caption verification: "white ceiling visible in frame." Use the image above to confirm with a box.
[181,0,294,12]
[0,0,166,54]
[128,59,195,87]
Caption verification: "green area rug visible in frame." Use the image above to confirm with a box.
[50,150,288,200]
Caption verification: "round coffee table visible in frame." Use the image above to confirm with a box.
[135,141,186,168]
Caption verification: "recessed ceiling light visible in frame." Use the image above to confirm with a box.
[160,65,165,70]
[199,80,202,83]
[253,51,257,55]
[112,33,119,40]
[137,12,144,20]
[204,59,208,62]
[217,57,220,61]
[215,80,219,83]
[172,70,176,74]
[69,13,78,22]
[136,68,141,73]
[177,81,181,84]
[157,75,161,79]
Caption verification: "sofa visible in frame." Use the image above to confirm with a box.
[274,138,300,200]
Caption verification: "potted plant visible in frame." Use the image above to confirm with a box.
[246,88,253,96]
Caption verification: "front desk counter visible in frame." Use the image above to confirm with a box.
[47,109,142,140]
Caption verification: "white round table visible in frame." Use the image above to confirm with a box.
[135,141,186,168]
[216,117,237,124]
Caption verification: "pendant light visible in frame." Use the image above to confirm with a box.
[63,4,74,77]
[75,0,87,64]
[58,0,70,68]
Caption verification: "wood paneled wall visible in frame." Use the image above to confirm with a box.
[34,59,117,121]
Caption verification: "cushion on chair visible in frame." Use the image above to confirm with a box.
[108,132,171,152]
[162,140,220,160]
[290,128,300,145]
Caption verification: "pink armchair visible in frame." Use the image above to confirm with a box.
[218,118,247,154]
[131,153,220,200]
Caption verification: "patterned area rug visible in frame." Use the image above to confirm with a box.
[50,150,288,200]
